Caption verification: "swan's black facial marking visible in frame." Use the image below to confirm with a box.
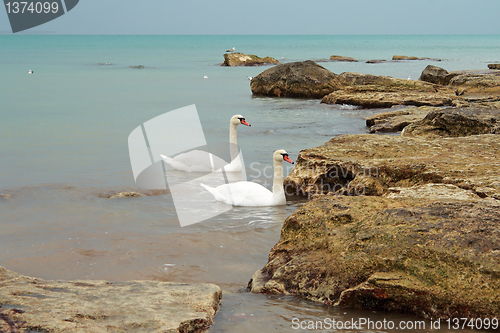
[239,117,251,126]
[281,153,294,164]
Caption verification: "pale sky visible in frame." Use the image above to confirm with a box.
[1,0,499,35]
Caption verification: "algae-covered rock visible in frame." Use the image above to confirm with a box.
[222,52,279,66]
[249,194,500,319]
[402,107,500,139]
[0,266,221,332]
[250,60,343,98]
[283,134,500,199]
[321,73,456,108]
[365,106,440,133]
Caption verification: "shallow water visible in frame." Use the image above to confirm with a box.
[1,35,499,332]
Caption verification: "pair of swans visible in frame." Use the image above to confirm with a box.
[160,115,294,207]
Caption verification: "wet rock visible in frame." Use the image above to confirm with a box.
[250,60,343,98]
[283,134,500,199]
[401,107,500,139]
[365,106,440,133]
[249,194,500,319]
[329,55,358,62]
[0,266,221,333]
[129,65,145,69]
[488,63,500,70]
[98,189,168,198]
[222,52,280,67]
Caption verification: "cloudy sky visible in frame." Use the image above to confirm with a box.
[1,0,499,34]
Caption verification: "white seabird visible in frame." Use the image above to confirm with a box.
[226,47,235,53]
[28,70,33,74]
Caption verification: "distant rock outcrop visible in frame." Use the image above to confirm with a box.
[222,52,280,66]
[330,55,358,62]
[250,60,343,98]
[392,55,441,61]
[488,63,500,70]
[0,266,221,333]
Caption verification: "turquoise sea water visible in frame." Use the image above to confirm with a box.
[1,35,499,332]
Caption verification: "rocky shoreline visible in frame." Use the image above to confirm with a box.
[0,266,221,332]
[248,59,500,319]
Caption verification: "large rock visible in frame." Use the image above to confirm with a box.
[322,89,454,108]
[250,60,343,98]
[222,52,280,66]
[402,107,500,138]
[321,72,457,108]
[0,266,221,332]
[418,65,458,85]
[283,134,500,199]
[488,63,500,70]
[365,106,440,133]
[249,194,500,319]
[420,65,500,92]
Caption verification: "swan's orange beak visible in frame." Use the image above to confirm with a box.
[283,155,294,164]
[240,119,251,126]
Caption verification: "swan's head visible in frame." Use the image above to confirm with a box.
[274,149,294,164]
[231,114,251,126]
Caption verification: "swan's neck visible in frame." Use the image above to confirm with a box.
[229,122,239,162]
[272,159,284,196]
[229,122,238,146]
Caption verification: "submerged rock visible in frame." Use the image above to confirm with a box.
[222,52,279,66]
[0,266,221,333]
[283,134,500,199]
[249,194,500,319]
[250,60,343,98]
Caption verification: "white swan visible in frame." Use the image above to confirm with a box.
[160,114,250,172]
[200,149,294,206]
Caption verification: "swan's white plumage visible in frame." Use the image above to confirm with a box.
[160,114,249,172]
[200,149,293,207]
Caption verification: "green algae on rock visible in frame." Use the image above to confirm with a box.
[249,195,500,319]
[0,267,221,333]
